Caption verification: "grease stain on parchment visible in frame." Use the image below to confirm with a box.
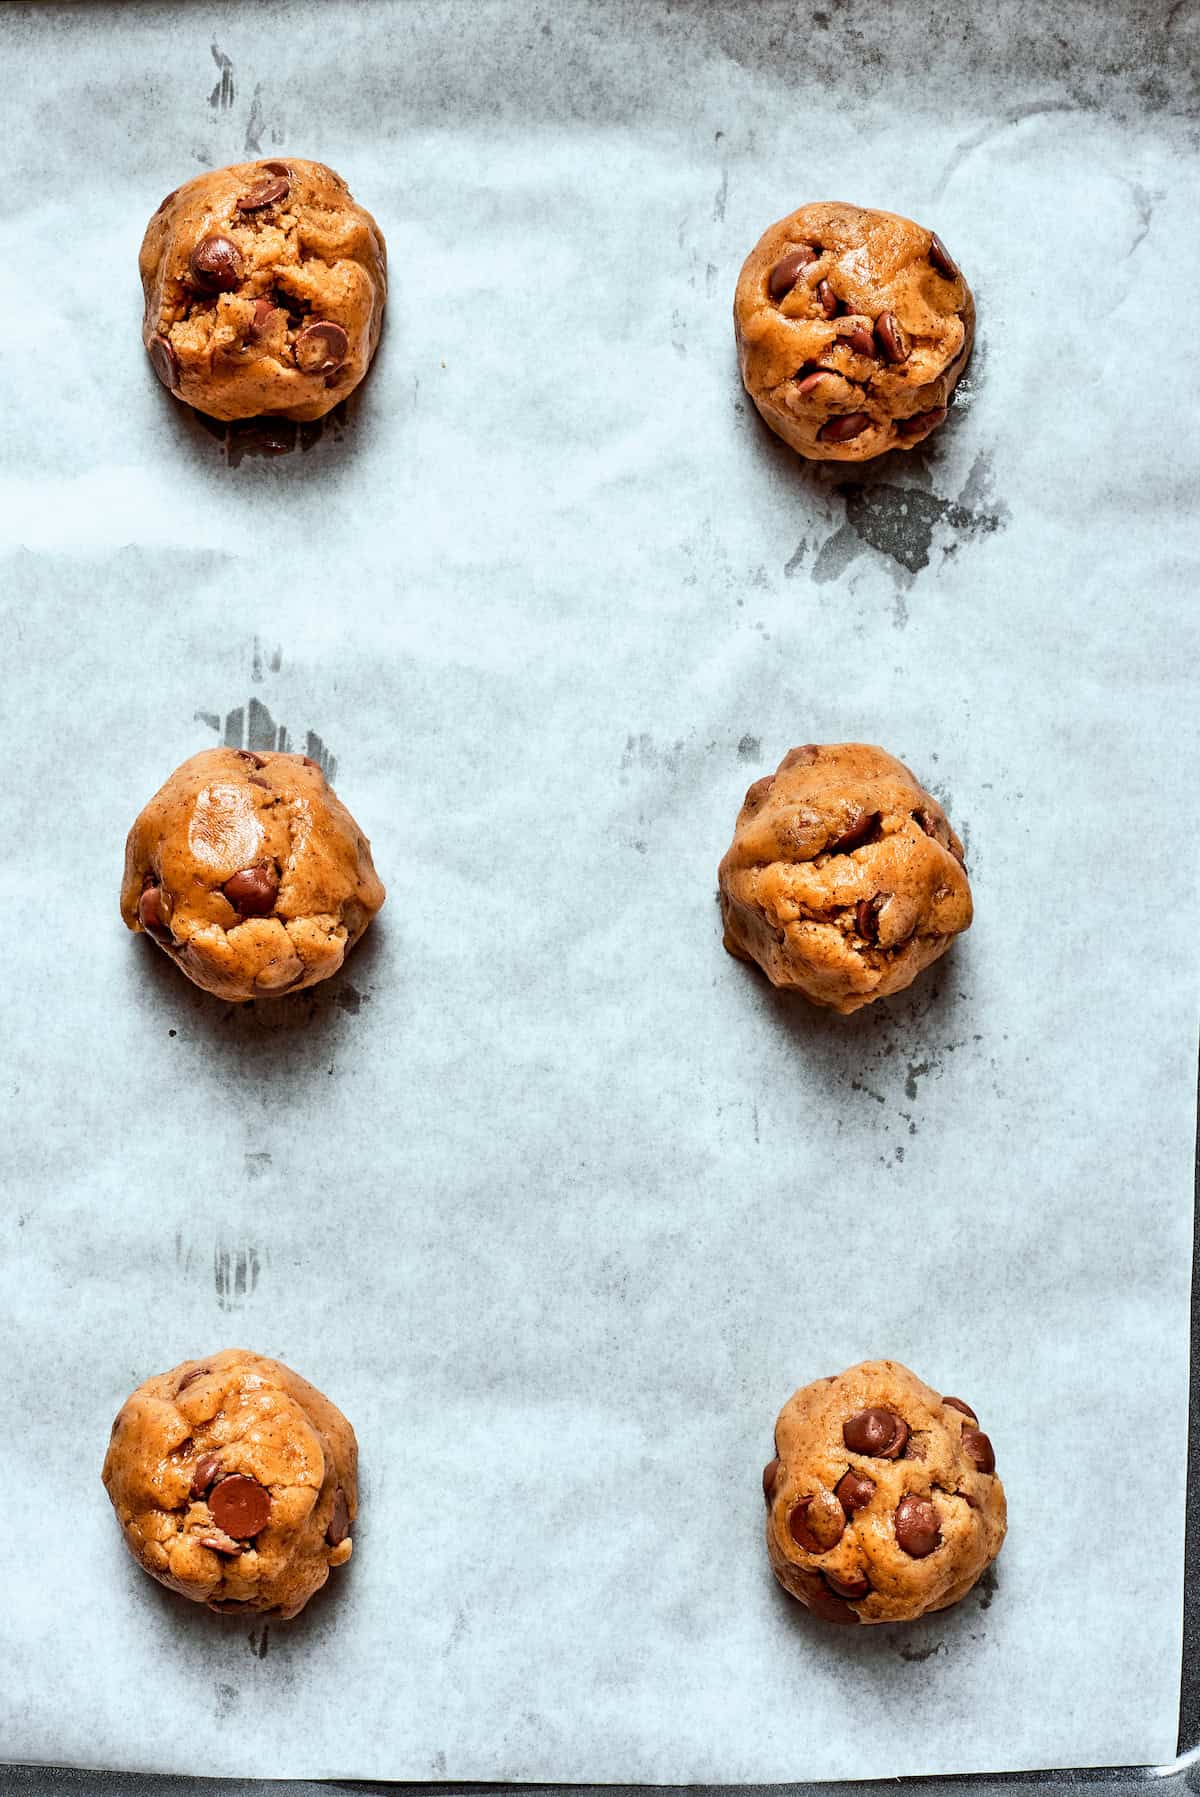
[191,697,338,784]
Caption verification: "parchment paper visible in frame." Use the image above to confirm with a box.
[1,0,1197,1781]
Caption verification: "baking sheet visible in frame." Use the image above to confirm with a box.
[1,0,1197,1782]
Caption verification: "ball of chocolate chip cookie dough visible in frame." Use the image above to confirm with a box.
[121,746,385,1002]
[718,742,971,1014]
[734,202,972,461]
[762,1360,1005,1625]
[102,1350,357,1619]
[140,157,386,421]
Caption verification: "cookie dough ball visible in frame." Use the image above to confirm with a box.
[102,1350,357,1619]
[121,747,385,1002]
[140,158,386,421]
[763,1360,1005,1625]
[719,742,971,1014]
[734,202,972,461]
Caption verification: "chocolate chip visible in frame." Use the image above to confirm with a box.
[843,1407,908,1458]
[897,407,947,437]
[248,297,279,341]
[962,1428,995,1474]
[261,161,291,177]
[300,754,322,770]
[894,1493,941,1558]
[137,879,170,940]
[834,1469,875,1514]
[208,1475,271,1540]
[839,324,876,357]
[826,809,879,854]
[874,311,907,363]
[942,1395,977,1419]
[794,367,832,396]
[199,1531,240,1555]
[823,1569,870,1601]
[768,247,816,302]
[148,335,179,391]
[176,1366,209,1393]
[155,188,179,216]
[787,1494,845,1553]
[190,1453,222,1497]
[803,1578,861,1624]
[762,1457,780,1504]
[326,1486,351,1546]
[189,234,244,293]
[854,895,885,942]
[929,233,959,280]
[816,279,839,319]
[237,173,290,212]
[222,861,279,918]
[235,748,266,768]
[294,319,349,376]
[817,412,872,444]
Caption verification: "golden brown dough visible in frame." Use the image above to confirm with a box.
[718,742,971,1013]
[140,157,386,421]
[102,1350,357,1620]
[764,1360,1006,1625]
[734,202,972,461]
[121,747,385,1001]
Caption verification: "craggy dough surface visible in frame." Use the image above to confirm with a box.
[734,201,973,461]
[102,1349,358,1620]
[719,742,972,1013]
[140,157,386,421]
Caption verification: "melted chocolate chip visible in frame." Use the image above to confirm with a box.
[897,406,947,437]
[842,1407,908,1458]
[894,1493,941,1558]
[803,1577,861,1624]
[768,246,816,302]
[826,809,879,854]
[235,748,267,768]
[839,324,876,357]
[795,367,832,396]
[137,879,170,940]
[816,279,839,319]
[222,862,279,918]
[787,1494,846,1553]
[874,311,907,363]
[326,1486,351,1546]
[294,320,349,376]
[929,233,959,280]
[942,1395,977,1419]
[190,1453,222,1498]
[208,1475,271,1540]
[148,335,179,391]
[834,1469,875,1514]
[237,173,290,212]
[176,1366,209,1393]
[962,1428,996,1474]
[189,234,244,293]
[818,412,872,444]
